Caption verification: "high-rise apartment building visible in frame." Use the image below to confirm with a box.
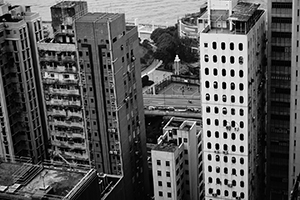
[0,1,47,162]
[151,117,203,200]
[37,1,89,165]
[199,1,266,199]
[290,0,300,197]
[267,1,293,199]
[75,12,149,199]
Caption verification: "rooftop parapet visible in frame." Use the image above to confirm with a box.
[201,2,264,34]
[0,156,95,200]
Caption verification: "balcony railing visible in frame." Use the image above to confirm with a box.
[42,65,77,73]
[49,120,83,129]
[67,110,82,118]
[49,88,80,95]
[46,99,70,106]
[48,109,67,116]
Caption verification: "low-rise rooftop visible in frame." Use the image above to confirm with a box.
[153,140,178,152]
[229,2,260,22]
[76,12,123,23]
[0,157,94,200]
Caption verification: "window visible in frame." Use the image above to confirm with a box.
[206,106,211,113]
[239,70,244,77]
[158,181,162,186]
[231,108,235,115]
[240,169,244,176]
[231,83,235,90]
[166,171,170,177]
[240,109,244,116]
[222,69,226,76]
[213,68,218,76]
[223,107,227,115]
[222,56,226,63]
[240,134,244,141]
[215,131,219,138]
[213,81,218,89]
[167,192,171,198]
[240,146,244,153]
[240,96,244,103]
[207,131,211,137]
[221,42,225,50]
[239,43,243,51]
[232,133,236,140]
[231,95,235,103]
[184,138,188,143]
[215,119,219,126]
[213,55,217,63]
[213,42,217,49]
[207,118,211,125]
[222,82,227,89]
[167,182,171,187]
[208,177,213,183]
[204,43,208,48]
[232,145,236,152]
[205,68,209,75]
[157,170,162,176]
[239,83,244,91]
[230,69,235,77]
[205,81,210,88]
[159,191,163,197]
[240,158,244,164]
[208,165,212,172]
[230,56,235,64]
[208,154,212,160]
[206,94,210,101]
[224,167,228,174]
[204,55,209,62]
[239,56,244,64]
[230,42,234,50]
[214,94,218,101]
[222,95,227,102]
[166,161,170,166]
[207,142,212,149]
[214,107,219,114]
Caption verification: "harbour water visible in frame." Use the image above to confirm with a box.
[8,0,266,25]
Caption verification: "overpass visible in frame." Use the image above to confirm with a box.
[144,110,201,119]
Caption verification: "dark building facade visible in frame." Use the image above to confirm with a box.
[75,13,149,199]
[0,2,47,162]
[267,0,292,199]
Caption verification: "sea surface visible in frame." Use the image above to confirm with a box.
[8,0,266,25]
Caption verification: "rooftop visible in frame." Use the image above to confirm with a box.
[76,12,123,23]
[51,1,85,9]
[0,157,93,199]
[229,2,260,22]
[153,140,178,152]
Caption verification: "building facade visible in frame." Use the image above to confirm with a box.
[37,1,89,165]
[0,2,47,162]
[151,117,203,200]
[290,0,300,197]
[75,12,149,200]
[199,1,266,199]
[267,0,293,199]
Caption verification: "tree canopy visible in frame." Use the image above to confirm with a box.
[150,25,199,68]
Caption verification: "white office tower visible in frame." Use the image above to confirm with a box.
[199,1,266,200]
[151,118,203,200]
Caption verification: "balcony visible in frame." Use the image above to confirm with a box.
[66,141,85,150]
[58,79,79,85]
[48,109,67,116]
[68,100,81,107]
[42,65,77,73]
[43,78,58,84]
[49,120,83,129]
[64,151,89,160]
[46,99,69,106]
[49,88,80,96]
[67,110,82,118]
